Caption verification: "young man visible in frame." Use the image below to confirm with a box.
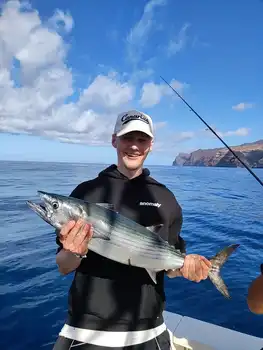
[53,110,211,350]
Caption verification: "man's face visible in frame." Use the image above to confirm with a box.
[112,131,153,171]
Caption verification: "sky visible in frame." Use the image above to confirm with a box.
[0,0,262,165]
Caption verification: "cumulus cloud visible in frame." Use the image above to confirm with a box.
[0,1,134,145]
[232,102,254,111]
[139,79,187,107]
[78,74,135,111]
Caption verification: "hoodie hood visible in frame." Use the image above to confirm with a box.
[98,164,166,187]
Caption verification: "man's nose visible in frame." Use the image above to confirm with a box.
[130,143,139,150]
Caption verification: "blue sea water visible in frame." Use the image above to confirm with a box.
[0,160,263,349]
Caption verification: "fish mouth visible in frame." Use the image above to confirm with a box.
[27,191,59,226]
[26,190,53,224]
[26,200,48,221]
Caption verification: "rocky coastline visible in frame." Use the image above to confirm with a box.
[172,140,263,168]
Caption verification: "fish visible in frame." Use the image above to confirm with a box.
[26,190,240,299]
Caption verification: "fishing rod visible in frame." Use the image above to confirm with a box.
[160,75,263,188]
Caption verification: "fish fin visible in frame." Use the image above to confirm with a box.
[208,244,240,299]
[96,203,115,210]
[145,269,157,284]
[92,232,110,240]
[92,222,111,241]
[146,224,164,234]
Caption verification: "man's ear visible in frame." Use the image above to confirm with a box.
[112,134,117,148]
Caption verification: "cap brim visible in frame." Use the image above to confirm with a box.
[116,120,153,138]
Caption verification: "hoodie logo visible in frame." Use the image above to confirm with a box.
[139,201,161,208]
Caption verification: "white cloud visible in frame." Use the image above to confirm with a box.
[192,36,210,49]
[139,79,187,107]
[1,1,248,153]
[154,121,167,130]
[218,127,250,137]
[204,127,250,138]
[153,130,196,152]
[78,73,134,110]
[129,67,155,84]
[167,23,190,57]
[0,1,134,146]
[126,0,166,65]
[232,102,254,111]
[48,9,74,33]
[153,126,250,152]
[174,131,195,141]
[0,0,41,69]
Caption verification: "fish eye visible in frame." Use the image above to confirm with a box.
[52,202,59,210]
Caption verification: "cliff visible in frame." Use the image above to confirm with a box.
[172,140,263,168]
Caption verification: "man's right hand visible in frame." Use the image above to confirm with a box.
[58,219,93,256]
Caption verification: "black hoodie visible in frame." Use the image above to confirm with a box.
[56,165,185,332]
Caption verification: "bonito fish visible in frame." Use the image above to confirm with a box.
[27,191,239,298]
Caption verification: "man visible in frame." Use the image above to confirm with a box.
[247,264,263,315]
[53,110,211,350]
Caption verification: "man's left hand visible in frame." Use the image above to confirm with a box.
[167,254,212,282]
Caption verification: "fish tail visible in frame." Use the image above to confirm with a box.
[208,244,239,299]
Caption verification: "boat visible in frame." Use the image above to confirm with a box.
[163,310,263,350]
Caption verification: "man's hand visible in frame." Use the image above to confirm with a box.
[58,219,93,256]
[166,254,212,282]
[180,254,211,282]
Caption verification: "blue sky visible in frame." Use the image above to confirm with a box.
[0,0,262,165]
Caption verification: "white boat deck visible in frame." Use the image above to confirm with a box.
[163,310,263,350]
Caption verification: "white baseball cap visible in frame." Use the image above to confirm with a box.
[114,110,154,138]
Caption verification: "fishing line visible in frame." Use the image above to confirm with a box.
[160,75,263,188]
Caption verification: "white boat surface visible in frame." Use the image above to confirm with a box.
[163,310,263,350]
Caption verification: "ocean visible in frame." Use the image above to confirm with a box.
[0,160,262,349]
